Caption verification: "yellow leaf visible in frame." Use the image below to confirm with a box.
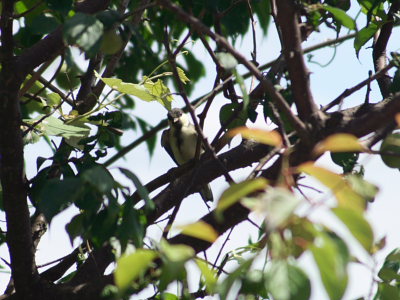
[216,178,269,213]
[313,133,366,155]
[228,127,282,147]
[297,162,365,212]
[177,221,219,243]
[114,249,157,291]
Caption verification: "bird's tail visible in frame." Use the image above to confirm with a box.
[199,184,213,208]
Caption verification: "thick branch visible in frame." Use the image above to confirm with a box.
[149,141,272,223]
[328,92,400,138]
[275,0,318,121]
[0,0,38,296]
[372,2,400,98]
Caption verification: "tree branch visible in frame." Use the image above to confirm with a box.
[149,141,272,223]
[0,0,38,296]
[275,0,318,122]
[372,2,400,98]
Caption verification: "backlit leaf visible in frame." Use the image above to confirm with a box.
[242,187,299,231]
[228,127,282,147]
[310,232,349,300]
[297,162,365,212]
[114,249,157,291]
[332,207,374,252]
[24,116,90,139]
[160,240,194,262]
[216,52,238,70]
[265,260,311,300]
[314,133,366,155]
[195,258,218,292]
[216,178,268,213]
[177,67,190,84]
[177,221,219,243]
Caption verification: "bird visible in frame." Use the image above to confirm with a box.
[161,108,213,204]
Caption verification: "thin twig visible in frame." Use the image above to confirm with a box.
[212,227,234,270]
[322,61,395,111]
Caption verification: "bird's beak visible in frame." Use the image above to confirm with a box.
[173,118,179,124]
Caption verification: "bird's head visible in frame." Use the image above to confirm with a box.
[167,108,189,127]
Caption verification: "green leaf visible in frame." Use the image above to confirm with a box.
[96,72,173,110]
[219,103,248,130]
[97,74,155,101]
[331,152,359,173]
[217,258,254,300]
[142,78,173,110]
[119,167,154,211]
[158,293,179,300]
[310,232,349,300]
[216,178,268,213]
[265,261,311,300]
[195,258,218,293]
[160,240,194,263]
[158,240,194,292]
[242,187,300,231]
[346,174,378,202]
[136,117,157,157]
[216,52,238,70]
[233,69,249,108]
[254,0,271,35]
[46,92,62,107]
[177,67,190,84]
[378,248,400,282]
[46,0,72,15]
[114,249,158,291]
[380,133,400,168]
[30,15,59,35]
[65,214,85,244]
[117,201,144,249]
[354,22,379,56]
[23,116,90,139]
[38,178,84,223]
[63,12,104,54]
[375,283,400,300]
[332,207,374,252]
[322,5,356,30]
[81,165,115,194]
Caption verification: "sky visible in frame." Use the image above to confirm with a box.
[1,1,400,299]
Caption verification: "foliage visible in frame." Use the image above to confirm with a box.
[0,0,400,300]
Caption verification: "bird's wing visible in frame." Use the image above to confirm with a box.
[161,129,178,165]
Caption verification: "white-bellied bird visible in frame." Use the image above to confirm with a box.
[161,108,213,204]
